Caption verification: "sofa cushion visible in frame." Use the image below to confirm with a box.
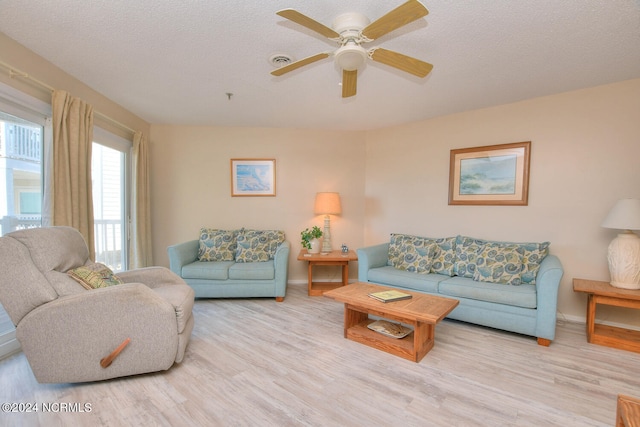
[197,228,238,261]
[181,261,234,280]
[367,266,445,293]
[229,261,275,280]
[473,243,524,285]
[439,276,537,309]
[235,229,285,263]
[387,233,436,274]
[67,263,124,290]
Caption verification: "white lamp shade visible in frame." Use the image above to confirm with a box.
[314,192,342,215]
[602,198,640,230]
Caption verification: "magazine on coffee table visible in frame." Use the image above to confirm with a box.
[367,320,413,339]
[368,289,412,303]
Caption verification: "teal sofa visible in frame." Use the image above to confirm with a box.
[168,228,290,301]
[357,234,564,345]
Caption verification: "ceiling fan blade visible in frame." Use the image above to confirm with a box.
[271,53,330,76]
[361,0,428,41]
[277,9,340,39]
[342,70,357,98]
[370,48,433,77]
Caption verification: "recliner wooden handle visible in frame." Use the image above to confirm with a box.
[100,338,131,368]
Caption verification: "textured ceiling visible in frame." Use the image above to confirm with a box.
[1,0,639,130]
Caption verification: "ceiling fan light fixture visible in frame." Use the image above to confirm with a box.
[334,44,367,71]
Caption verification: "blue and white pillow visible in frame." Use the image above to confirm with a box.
[473,243,524,285]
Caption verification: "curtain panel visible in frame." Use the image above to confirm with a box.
[50,90,95,260]
[130,131,153,268]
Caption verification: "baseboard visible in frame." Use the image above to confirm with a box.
[558,312,640,332]
[0,336,21,361]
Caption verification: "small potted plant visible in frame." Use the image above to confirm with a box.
[301,226,323,254]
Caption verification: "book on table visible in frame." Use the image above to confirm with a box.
[368,289,412,303]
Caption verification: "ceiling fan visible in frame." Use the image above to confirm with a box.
[271,0,433,98]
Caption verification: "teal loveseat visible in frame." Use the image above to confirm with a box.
[357,234,564,345]
[168,228,290,301]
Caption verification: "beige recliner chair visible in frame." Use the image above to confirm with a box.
[0,226,195,383]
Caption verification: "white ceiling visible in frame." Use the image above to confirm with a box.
[1,0,639,131]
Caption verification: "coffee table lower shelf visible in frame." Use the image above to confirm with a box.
[347,319,425,362]
[345,307,434,363]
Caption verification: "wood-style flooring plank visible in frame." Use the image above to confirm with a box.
[1,283,639,426]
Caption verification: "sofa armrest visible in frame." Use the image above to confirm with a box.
[534,254,564,340]
[357,243,390,282]
[167,240,199,276]
[117,266,186,289]
[273,241,290,299]
[16,283,179,383]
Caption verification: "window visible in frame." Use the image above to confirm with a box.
[92,128,131,272]
[0,85,49,360]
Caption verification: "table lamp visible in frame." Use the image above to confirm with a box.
[314,192,342,253]
[601,198,640,289]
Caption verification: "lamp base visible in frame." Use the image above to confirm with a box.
[607,232,640,290]
[321,215,332,253]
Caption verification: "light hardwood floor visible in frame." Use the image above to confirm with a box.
[1,283,639,426]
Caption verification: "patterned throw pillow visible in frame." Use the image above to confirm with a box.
[455,235,550,283]
[454,235,487,278]
[518,241,550,285]
[473,243,524,285]
[68,263,123,290]
[235,229,285,263]
[430,236,456,276]
[387,234,436,274]
[198,228,239,261]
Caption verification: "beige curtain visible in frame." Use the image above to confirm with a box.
[130,131,153,268]
[51,90,95,260]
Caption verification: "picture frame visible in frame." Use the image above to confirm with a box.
[448,141,530,206]
[230,158,276,197]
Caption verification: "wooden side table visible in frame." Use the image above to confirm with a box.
[297,249,358,296]
[573,278,640,353]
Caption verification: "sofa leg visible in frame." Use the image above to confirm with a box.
[275,296,284,302]
[537,338,551,346]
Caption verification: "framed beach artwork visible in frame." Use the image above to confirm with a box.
[230,158,276,197]
[448,141,531,206]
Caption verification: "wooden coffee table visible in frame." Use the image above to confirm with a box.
[324,282,459,362]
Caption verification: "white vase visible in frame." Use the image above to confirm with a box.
[308,238,321,254]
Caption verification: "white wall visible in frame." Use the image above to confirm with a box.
[364,78,640,325]
[150,125,367,282]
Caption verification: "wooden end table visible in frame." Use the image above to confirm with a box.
[324,282,459,362]
[297,249,358,296]
[573,278,640,353]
